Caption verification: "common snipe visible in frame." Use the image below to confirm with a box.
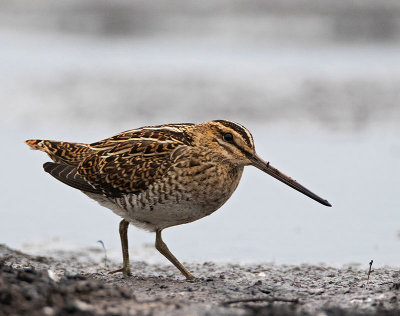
[26,120,331,280]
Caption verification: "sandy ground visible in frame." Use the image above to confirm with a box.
[1,244,399,315]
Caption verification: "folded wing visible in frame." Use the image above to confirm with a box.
[30,125,194,198]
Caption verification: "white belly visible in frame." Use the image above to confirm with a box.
[84,165,244,231]
[85,190,227,231]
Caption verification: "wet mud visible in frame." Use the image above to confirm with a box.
[1,244,399,315]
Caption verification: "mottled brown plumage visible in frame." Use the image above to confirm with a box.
[26,120,331,280]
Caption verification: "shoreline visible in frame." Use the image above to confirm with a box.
[1,244,399,315]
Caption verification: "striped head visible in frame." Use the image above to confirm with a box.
[193,120,256,165]
[193,120,331,207]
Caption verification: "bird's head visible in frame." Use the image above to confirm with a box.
[193,120,331,207]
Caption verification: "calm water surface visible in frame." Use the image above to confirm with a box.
[1,28,399,267]
[1,125,399,267]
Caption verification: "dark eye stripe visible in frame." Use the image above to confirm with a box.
[215,127,253,158]
[213,120,253,147]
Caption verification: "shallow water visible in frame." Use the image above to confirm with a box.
[1,21,399,266]
[1,29,400,130]
[2,124,399,266]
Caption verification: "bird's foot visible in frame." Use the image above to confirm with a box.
[109,267,132,276]
[185,273,197,281]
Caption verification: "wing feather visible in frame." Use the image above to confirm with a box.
[35,124,195,197]
[78,126,193,197]
[43,162,100,194]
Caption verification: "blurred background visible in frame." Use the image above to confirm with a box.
[1,0,399,266]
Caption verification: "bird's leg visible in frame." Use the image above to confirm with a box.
[155,229,195,281]
[109,219,131,276]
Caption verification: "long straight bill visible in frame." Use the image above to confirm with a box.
[251,154,332,207]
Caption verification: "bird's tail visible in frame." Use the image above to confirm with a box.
[25,139,93,166]
[25,139,45,151]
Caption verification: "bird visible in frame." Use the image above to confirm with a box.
[25,120,331,280]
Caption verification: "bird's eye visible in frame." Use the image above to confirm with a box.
[223,132,233,142]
